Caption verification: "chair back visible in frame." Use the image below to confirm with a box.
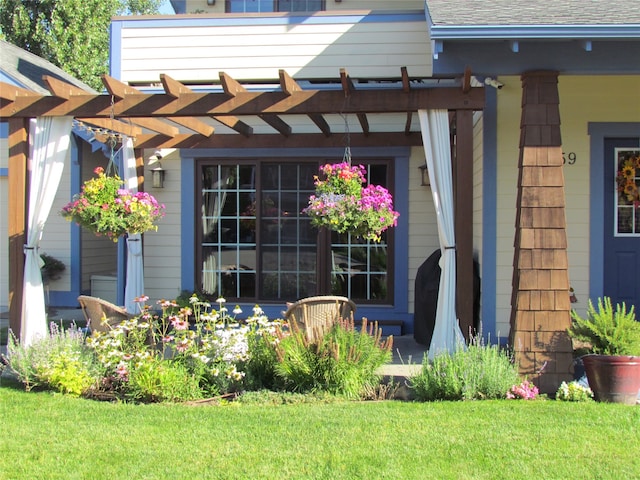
[77,295,134,333]
[283,295,357,342]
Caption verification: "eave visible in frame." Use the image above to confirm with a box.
[430,24,640,40]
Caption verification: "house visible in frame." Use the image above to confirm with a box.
[2,1,639,392]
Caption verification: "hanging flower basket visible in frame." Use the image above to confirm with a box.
[303,162,399,242]
[61,167,165,242]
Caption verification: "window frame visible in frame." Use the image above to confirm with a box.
[194,156,396,305]
[225,0,326,13]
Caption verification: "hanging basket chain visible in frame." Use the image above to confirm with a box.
[339,95,352,165]
[105,94,120,177]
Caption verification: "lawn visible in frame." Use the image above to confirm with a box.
[1,382,638,480]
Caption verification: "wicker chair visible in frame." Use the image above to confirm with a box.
[77,295,134,333]
[283,295,357,342]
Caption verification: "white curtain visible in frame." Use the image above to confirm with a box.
[202,168,231,295]
[418,109,464,359]
[20,116,73,346]
[121,137,144,314]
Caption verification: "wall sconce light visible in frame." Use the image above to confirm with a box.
[148,150,166,189]
[419,164,430,187]
[207,0,215,5]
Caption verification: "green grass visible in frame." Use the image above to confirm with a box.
[1,381,638,479]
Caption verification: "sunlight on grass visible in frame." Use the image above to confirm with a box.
[1,385,638,479]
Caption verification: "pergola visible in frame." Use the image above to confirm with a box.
[1,67,485,340]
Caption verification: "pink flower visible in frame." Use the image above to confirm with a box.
[176,339,190,352]
[115,362,129,380]
[171,316,189,331]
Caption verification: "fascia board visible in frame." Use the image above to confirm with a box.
[430,24,640,40]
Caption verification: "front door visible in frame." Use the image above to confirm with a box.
[603,138,640,312]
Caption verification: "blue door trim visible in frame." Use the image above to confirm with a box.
[588,122,640,300]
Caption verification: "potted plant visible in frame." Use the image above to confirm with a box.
[40,253,66,283]
[61,166,165,242]
[302,162,399,242]
[568,296,640,404]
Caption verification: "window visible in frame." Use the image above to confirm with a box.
[615,148,640,236]
[227,0,324,12]
[197,159,394,304]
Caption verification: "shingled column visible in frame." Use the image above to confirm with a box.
[509,71,574,394]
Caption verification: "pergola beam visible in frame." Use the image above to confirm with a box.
[132,131,424,149]
[0,83,484,119]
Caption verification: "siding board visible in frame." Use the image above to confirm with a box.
[116,12,431,84]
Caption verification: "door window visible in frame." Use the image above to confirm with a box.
[614,148,640,236]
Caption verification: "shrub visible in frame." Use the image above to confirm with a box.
[410,336,521,401]
[126,358,203,403]
[273,317,392,399]
[3,322,99,395]
[556,381,594,402]
[568,297,640,356]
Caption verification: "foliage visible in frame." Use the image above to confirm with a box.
[61,166,165,241]
[85,295,283,401]
[568,296,640,356]
[126,358,204,403]
[273,317,393,399]
[556,381,594,402]
[0,0,162,91]
[2,322,99,395]
[40,252,66,282]
[303,162,400,242]
[410,336,521,401]
[506,380,539,400]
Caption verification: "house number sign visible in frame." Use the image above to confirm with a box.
[563,152,577,165]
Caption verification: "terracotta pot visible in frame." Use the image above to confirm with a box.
[582,354,640,405]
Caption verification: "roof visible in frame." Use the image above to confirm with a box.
[0,39,96,94]
[426,1,640,26]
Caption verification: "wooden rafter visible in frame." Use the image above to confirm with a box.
[220,72,292,137]
[160,74,248,137]
[400,67,413,135]
[101,75,179,136]
[279,70,331,137]
[339,68,370,136]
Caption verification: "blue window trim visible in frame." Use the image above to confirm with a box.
[181,146,411,328]
[48,134,83,306]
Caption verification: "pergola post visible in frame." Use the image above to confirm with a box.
[8,118,29,339]
[455,109,475,340]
